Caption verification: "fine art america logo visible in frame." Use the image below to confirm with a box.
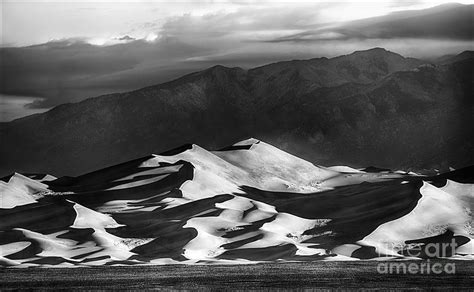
[376,239,460,274]
[377,260,455,274]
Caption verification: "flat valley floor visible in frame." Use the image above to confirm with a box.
[1,261,473,290]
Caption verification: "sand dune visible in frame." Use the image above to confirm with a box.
[0,139,472,266]
[362,181,472,258]
[0,173,49,208]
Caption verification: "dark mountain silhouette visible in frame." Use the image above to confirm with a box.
[1,48,472,176]
[436,50,474,65]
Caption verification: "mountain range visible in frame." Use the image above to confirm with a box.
[1,48,473,176]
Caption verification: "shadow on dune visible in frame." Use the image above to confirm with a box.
[57,227,96,244]
[25,256,77,266]
[130,228,197,262]
[47,155,156,189]
[56,161,194,207]
[217,243,331,261]
[400,229,471,258]
[0,230,43,260]
[108,194,234,262]
[425,165,474,187]
[239,179,424,250]
[220,215,277,239]
[109,194,233,237]
[350,246,380,259]
[0,200,76,234]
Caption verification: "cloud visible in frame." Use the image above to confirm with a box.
[269,3,474,42]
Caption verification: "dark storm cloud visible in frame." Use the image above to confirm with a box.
[269,3,474,43]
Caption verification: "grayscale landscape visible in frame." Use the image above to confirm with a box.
[1,1,473,290]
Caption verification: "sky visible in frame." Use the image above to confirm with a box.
[2,0,473,47]
[1,0,473,121]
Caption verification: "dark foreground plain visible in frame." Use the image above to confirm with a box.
[1,261,473,291]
